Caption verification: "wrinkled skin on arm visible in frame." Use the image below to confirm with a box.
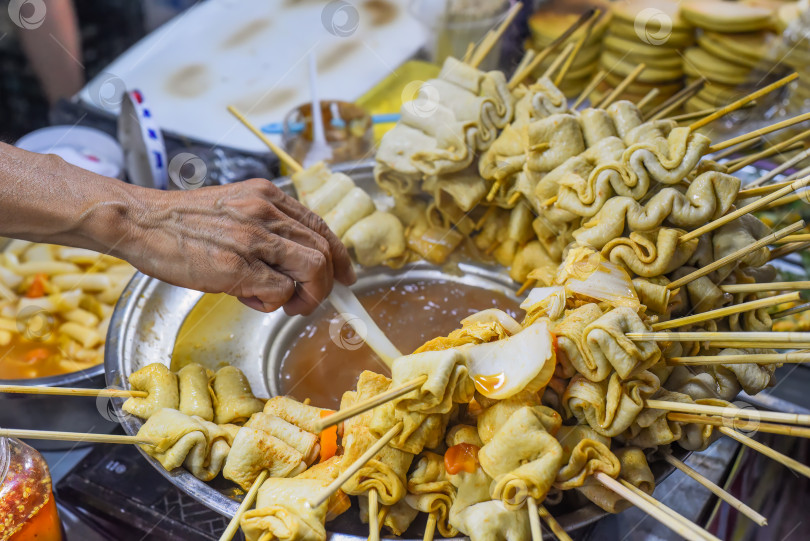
[0,143,355,315]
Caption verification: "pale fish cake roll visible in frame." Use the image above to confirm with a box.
[405,451,458,537]
[391,349,474,415]
[136,408,206,472]
[223,427,306,490]
[476,391,552,444]
[552,303,605,382]
[478,406,563,508]
[584,307,661,380]
[295,456,351,520]
[563,371,660,437]
[291,161,331,204]
[263,396,331,434]
[554,434,620,490]
[445,424,482,448]
[339,426,413,505]
[322,187,375,238]
[240,477,329,541]
[186,416,233,481]
[577,447,654,513]
[358,497,418,536]
[600,228,699,277]
[453,500,530,541]
[212,366,264,425]
[340,371,413,505]
[370,398,450,454]
[342,211,406,267]
[178,363,214,421]
[631,277,672,315]
[245,412,320,465]
[306,172,355,216]
[123,363,179,419]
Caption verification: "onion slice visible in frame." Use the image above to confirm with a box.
[465,319,555,400]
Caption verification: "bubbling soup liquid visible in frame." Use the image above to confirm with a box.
[279,279,520,408]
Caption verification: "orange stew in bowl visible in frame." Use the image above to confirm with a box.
[0,241,134,379]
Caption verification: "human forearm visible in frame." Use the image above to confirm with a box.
[0,143,355,314]
[0,143,146,257]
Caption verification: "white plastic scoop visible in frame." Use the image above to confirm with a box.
[328,283,402,368]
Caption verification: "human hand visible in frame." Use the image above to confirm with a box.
[123,178,355,315]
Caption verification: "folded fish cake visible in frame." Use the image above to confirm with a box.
[213,366,265,425]
[123,363,179,419]
[223,427,306,490]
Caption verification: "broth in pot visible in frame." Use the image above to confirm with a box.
[279,279,520,408]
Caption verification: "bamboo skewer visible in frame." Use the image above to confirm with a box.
[737,178,796,199]
[648,78,706,122]
[719,426,810,480]
[510,8,598,90]
[423,512,437,541]
[730,131,810,180]
[679,180,809,244]
[769,241,810,261]
[313,422,404,508]
[708,341,810,349]
[618,479,721,541]
[527,496,543,541]
[725,141,804,174]
[507,191,522,206]
[637,88,660,112]
[726,142,804,173]
[313,376,427,432]
[720,281,810,293]
[219,470,268,541]
[662,451,767,527]
[469,2,523,69]
[671,221,806,288]
[669,105,755,126]
[463,42,476,64]
[593,473,708,541]
[554,9,601,86]
[541,42,576,81]
[629,330,810,343]
[572,69,607,109]
[376,506,389,536]
[228,106,303,173]
[517,278,536,296]
[650,292,800,331]
[764,190,810,210]
[597,63,646,109]
[474,205,498,231]
[538,505,573,541]
[774,302,810,319]
[668,413,810,439]
[709,110,810,153]
[689,73,799,132]
[747,149,810,188]
[668,351,810,365]
[775,234,810,243]
[645,399,810,426]
[369,488,380,541]
[646,77,706,120]
[0,385,147,398]
[0,429,156,445]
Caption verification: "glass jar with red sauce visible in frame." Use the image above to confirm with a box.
[0,437,62,541]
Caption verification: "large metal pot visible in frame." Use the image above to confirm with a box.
[104,162,683,538]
